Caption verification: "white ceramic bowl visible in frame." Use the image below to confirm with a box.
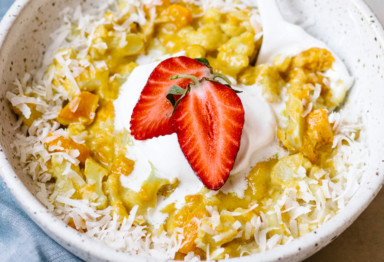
[1,0,384,261]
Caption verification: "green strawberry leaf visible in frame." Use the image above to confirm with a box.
[194,58,211,67]
[166,85,185,107]
[166,85,191,117]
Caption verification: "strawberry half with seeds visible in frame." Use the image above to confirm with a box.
[173,79,245,190]
[130,57,211,140]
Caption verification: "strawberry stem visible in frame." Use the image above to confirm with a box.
[211,73,242,93]
[213,72,232,86]
[170,74,199,85]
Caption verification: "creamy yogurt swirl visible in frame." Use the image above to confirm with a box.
[114,61,278,226]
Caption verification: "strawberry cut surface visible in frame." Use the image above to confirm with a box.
[130,56,211,140]
[174,80,245,190]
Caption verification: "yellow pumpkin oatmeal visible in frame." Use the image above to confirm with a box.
[7,0,368,260]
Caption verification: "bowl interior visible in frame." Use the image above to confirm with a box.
[1,0,384,261]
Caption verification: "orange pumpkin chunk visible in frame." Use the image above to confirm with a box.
[111,155,135,176]
[162,4,192,29]
[169,195,209,254]
[57,92,99,126]
[292,47,335,72]
[44,132,91,164]
[302,108,334,162]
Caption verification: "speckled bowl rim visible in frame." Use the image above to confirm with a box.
[0,0,384,261]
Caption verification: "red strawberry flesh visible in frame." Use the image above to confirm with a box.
[174,80,245,190]
[130,57,211,140]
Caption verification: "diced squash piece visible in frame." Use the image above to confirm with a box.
[110,33,145,57]
[292,48,334,73]
[57,91,99,126]
[108,75,127,99]
[287,69,313,101]
[157,30,184,53]
[277,94,305,151]
[221,10,252,37]
[94,24,109,39]
[157,180,179,198]
[158,0,171,6]
[89,25,109,59]
[44,132,90,165]
[271,153,312,187]
[141,19,155,43]
[245,161,271,201]
[105,173,129,218]
[167,195,209,254]
[306,109,333,143]
[104,135,133,218]
[209,191,248,211]
[255,64,285,102]
[202,8,223,24]
[273,54,292,74]
[77,65,112,98]
[136,173,170,209]
[214,32,255,77]
[174,252,187,261]
[50,155,85,199]
[67,123,87,137]
[96,67,115,100]
[121,34,145,56]
[87,101,115,166]
[113,129,131,157]
[162,4,192,29]
[187,24,228,52]
[82,158,108,209]
[196,214,238,253]
[186,45,206,58]
[114,62,138,76]
[121,172,172,215]
[195,209,255,258]
[219,31,254,57]
[238,66,258,85]
[111,155,135,176]
[77,60,124,100]
[301,109,334,162]
[285,48,344,110]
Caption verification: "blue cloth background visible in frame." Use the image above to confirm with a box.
[0,1,82,261]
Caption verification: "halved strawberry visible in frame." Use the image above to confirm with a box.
[130,57,211,140]
[174,80,245,190]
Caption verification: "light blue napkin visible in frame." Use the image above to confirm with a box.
[0,1,82,261]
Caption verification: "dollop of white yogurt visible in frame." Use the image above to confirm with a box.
[114,61,278,226]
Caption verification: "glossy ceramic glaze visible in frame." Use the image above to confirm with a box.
[0,0,384,261]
